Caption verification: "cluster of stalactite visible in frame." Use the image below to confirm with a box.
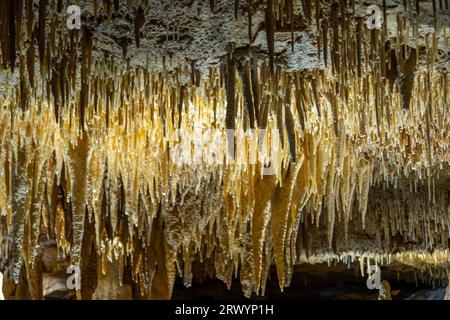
[297,248,450,287]
[0,0,449,299]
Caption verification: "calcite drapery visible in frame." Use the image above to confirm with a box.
[0,0,449,299]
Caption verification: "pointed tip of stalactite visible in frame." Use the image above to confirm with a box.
[12,261,21,285]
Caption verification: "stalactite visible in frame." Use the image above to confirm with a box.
[104,0,113,21]
[276,94,284,148]
[134,6,145,48]
[28,155,46,266]
[19,55,28,111]
[289,0,294,52]
[15,0,23,61]
[15,264,31,299]
[0,0,449,301]
[250,58,260,126]
[386,42,399,92]
[67,133,91,267]
[80,27,93,130]
[6,0,17,72]
[238,59,256,129]
[37,0,48,76]
[265,0,275,74]
[11,143,29,284]
[248,0,253,44]
[284,80,296,160]
[209,0,216,13]
[271,161,302,290]
[302,0,312,24]
[225,44,236,159]
[80,207,98,300]
[398,47,417,110]
[26,36,35,89]
[330,2,340,75]
[0,1,8,69]
[432,0,437,29]
[322,18,328,68]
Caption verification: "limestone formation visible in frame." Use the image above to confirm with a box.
[0,0,448,300]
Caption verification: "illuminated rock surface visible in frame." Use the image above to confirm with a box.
[0,0,449,299]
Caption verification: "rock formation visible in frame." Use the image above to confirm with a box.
[0,0,449,300]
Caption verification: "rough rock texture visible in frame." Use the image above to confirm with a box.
[75,0,449,71]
